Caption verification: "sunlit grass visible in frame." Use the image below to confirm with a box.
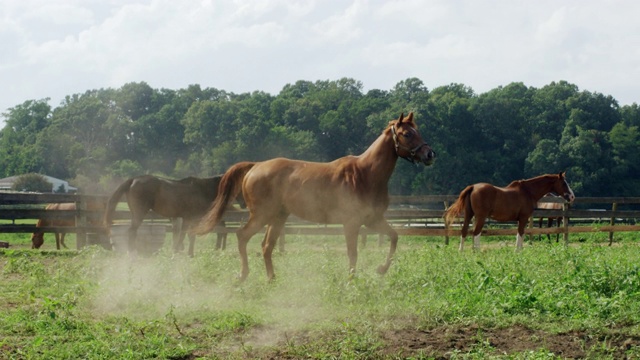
[1,231,640,358]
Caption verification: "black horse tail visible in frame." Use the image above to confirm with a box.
[195,162,256,235]
[444,185,474,227]
[103,178,134,228]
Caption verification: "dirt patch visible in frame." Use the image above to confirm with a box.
[378,324,640,359]
[253,323,640,359]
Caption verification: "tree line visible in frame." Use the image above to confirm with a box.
[1,78,639,196]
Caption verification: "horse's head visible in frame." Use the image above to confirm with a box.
[550,172,575,203]
[31,232,44,249]
[390,112,436,166]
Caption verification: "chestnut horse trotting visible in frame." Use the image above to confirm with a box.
[197,112,436,281]
[31,202,104,250]
[104,175,240,257]
[444,173,575,251]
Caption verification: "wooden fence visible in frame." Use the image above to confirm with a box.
[1,192,640,249]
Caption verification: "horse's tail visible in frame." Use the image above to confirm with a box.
[444,185,474,227]
[103,178,134,227]
[195,161,256,235]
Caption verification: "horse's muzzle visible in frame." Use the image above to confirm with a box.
[563,192,575,203]
[421,149,436,166]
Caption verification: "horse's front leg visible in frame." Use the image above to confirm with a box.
[216,221,227,250]
[187,233,197,257]
[59,233,68,249]
[343,223,362,276]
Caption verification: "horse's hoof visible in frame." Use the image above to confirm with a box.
[376,265,388,275]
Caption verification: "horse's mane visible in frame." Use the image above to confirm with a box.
[506,180,521,188]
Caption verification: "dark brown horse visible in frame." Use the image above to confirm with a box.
[537,198,564,242]
[31,202,105,249]
[104,175,239,257]
[444,173,575,251]
[196,112,436,281]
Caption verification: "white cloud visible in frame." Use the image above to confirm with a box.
[1,0,639,124]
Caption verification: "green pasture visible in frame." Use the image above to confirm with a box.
[2,231,640,359]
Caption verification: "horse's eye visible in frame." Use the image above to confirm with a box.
[402,132,412,138]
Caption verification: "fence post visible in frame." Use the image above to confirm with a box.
[75,197,87,249]
[562,202,570,246]
[443,200,450,245]
[609,202,617,246]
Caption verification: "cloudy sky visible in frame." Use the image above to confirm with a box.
[1,0,639,127]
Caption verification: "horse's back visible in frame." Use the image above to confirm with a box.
[470,183,531,221]
[537,201,562,210]
[128,174,219,219]
[244,157,381,224]
[46,203,75,211]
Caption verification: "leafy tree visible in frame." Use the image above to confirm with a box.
[0,99,52,177]
[1,79,637,197]
[525,139,562,175]
[12,173,52,193]
[609,122,640,195]
[420,83,477,194]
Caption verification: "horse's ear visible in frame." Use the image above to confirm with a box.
[397,113,405,124]
[559,171,566,178]
[406,112,414,123]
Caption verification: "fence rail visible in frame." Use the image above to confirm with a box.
[2,192,640,249]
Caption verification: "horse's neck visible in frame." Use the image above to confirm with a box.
[356,130,398,186]
[521,176,556,201]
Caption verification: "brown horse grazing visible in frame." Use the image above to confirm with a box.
[104,175,240,257]
[31,202,104,249]
[537,198,564,242]
[196,112,436,281]
[444,173,575,251]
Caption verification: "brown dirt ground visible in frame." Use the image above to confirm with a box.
[253,323,640,359]
[376,324,640,359]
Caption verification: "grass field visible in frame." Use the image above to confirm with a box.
[2,230,640,359]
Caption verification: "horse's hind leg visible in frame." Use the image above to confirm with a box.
[215,221,227,250]
[471,217,486,251]
[262,217,287,282]
[54,233,67,250]
[516,218,528,251]
[214,232,227,251]
[459,212,473,251]
[235,215,268,282]
[171,218,185,252]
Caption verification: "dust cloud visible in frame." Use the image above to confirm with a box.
[86,243,344,346]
